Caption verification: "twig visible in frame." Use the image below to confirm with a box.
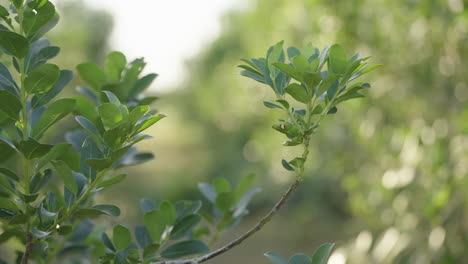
[21,233,34,264]
[151,179,301,264]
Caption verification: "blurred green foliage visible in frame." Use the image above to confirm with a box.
[159,0,468,263]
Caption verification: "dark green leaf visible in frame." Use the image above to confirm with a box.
[0,197,20,212]
[240,70,266,84]
[75,204,120,218]
[31,228,51,239]
[143,243,160,258]
[102,232,116,251]
[22,2,56,38]
[303,72,322,90]
[16,138,52,159]
[0,90,22,121]
[170,214,202,240]
[32,98,76,137]
[24,64,60,94]
[0,168,18,182]
[135,226,152,249]
[160,240,209,259]
[0,140,16,163]
[140,199,156,214]
[51,160,77,195]
[86,158,113,171]
[263,101,282,109]
[281,159,295,171]
[0,30,29,58]
[131,73,158,97]
[174,200,202,219]
[31,70,74,109]
[0,63,19,95]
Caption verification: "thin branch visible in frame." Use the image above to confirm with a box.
[152,179,301,264]
[21,233,33,264]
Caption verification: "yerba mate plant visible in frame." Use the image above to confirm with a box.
[0,0,380,263]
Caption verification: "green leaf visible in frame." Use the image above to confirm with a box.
[0,30,29,58]
[70,96,98,122]
[0,90,22,121]
[0,197,20,212]
[32,98,76,137]
[0,62,19,95]
[290,254,312,264]
[215,192,234,213]
[264,251,289,264]
[212,177,231,193]
[143,243,160,258]
[141,199,156,214]
[105,51,127,82]
[234,173,255,202]
[96,174,127,189]
[160,240,209,259]
[0,139,16,163]
[86,158,113,171]
[75,204,121,218]
[285,83,309,103]
[198,183,216,203]
[24,63,60,94]
[160,200,177,225]
[99,103,124,130]
[317,72,339,96]
[131,73,158,97]
[328,44,348,74]
[31,228,51,239]
[51,160,77,195]
[76,62,107,91]
[129,105,150,124]
[12,0,24,9]
[80,136,104,180]
[134,114,166,134]
[174,200,202,219]
[102,232,116,251]
[144,210,166,242]
[113,225,132,250]
[289,157,305,169]
[170,214,202,240]
[31,70,74,109]
[22,1,56,38]
[240,70,266,84]
[16,138,52,159]
[326,80,339,100]
[0,168,19,182]
[281,159,295,171]
[75,116,104,148]
[263,101,282,109]
[273,62,302,81]
[311,243,334,264]
[292,55,310,73]
[303,72,322,90]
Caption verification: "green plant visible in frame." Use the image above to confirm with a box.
[0,0,379,263]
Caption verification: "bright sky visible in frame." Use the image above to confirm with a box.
[82,0,245,90]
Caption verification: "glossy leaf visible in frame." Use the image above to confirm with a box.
[0,30,29,58]
[32,98,76,137]
[22,1,56,38]
[99,103,124,130]
[76,62,107,91]
[105,51,126,81]
[31,70,74,109]
[24,64,60,94]
[0,90,22,121]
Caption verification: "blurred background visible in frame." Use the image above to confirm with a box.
[5,0,468,263]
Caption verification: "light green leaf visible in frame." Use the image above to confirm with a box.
[25,64,60,94]
[215,192,234,214]
[76,62,107,91]
[105,51,127,82]
[212,177,231,193]
[285,83,309,103]
[99,103,124,130]
[328,44,348,74]
[32,98,76,137]
[134,114,166,134]
[129,105,150,124]
[311,243,334,264]
[144,210,166,242]
[113,225,132,250]
[96,174,127,189]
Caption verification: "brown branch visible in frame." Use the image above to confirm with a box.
[152,179,301,264]
[21,233,33,264]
